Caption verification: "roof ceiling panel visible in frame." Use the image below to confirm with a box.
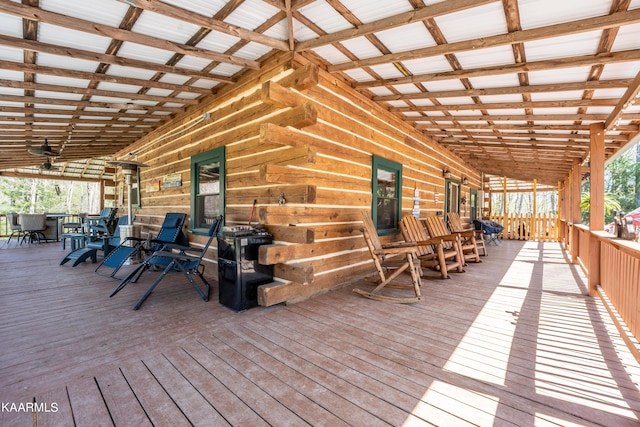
[311,44,352,65]
[612,22,640,51]
[36,53,100,73]
[529,90,585,101]
[116,41,176,65]
[468,74,521,89]
[0,47,23,62]
[374,22,437,53]
[0,11,23,37]
[518,0,611,29]
[159,0,227,17]
[454,45,514,69]
[421,80,466,92]
[479,94,529,103]
[131,11,200,43]
[340,36,381,60]
[226,0,279,30]
[41,0,127,26]
[524,31,601,62]
[339,0,413,24]
[105,65,158,81]
[527,67,592,85]
[402,56,454,76]
[298,1,352,34]
[367,63,405,80]
[600,62,640,79]
[434,1,507,43]
[38,23,112,53]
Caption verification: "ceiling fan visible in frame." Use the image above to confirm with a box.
[28,138,61,157]
[39,159,60,171]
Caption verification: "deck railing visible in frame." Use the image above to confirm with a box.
[486,213,559,242]
[564,221,640,361]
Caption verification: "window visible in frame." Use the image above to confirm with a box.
[445,178,460,215]
[190,147,225,234]
[469,189,478,222]
[372,156,402,235]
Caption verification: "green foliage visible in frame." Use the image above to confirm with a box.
[580,192,621,225]
[0,177,100,214]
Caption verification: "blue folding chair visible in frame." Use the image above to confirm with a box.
[95,212,187,279]
[110,216,223,310]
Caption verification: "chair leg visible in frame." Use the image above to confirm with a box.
[132,261,177,310]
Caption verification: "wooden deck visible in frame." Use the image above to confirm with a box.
[1,239,640,426]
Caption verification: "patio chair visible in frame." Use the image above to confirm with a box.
[424,215,481,265]
[352,211,424,304]
[473,219,504,245]
[5,213,25,246]
[85,207,117,237]
[448,212,487,257]
[400,215,464,279]
[110,215,223,310]
[19,213,47,244]
[95,212,187,279]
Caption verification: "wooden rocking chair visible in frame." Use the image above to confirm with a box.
[400,215,464,279]
[447,212,487,257]
[353,211,424,304]
[423,215,481,265]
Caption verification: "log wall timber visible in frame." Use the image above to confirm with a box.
[112,54,481,307]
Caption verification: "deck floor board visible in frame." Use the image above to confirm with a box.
[1,240,640,426]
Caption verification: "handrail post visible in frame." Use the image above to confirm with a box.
[588,232,600,296]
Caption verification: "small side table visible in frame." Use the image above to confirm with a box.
[61,233,86,251]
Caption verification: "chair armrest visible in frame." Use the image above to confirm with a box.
[413,237,444,246]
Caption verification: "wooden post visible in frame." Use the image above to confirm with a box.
[589,122,605,231]
[533,178,537,240]
[570,159,582,262]
[588,122,605,296]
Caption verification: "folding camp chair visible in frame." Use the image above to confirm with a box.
[473,219,504,245]
[110,216,223,310]
[95,212,187,279]
[353,211,424,303]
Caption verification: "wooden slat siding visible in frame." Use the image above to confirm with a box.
[110,55,479,306]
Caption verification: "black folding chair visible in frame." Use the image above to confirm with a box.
[110,216,223,310]
[95,212,187,279]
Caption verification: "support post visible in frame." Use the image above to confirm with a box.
[588,122,605,296]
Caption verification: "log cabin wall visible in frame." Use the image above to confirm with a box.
[113,53,480,307]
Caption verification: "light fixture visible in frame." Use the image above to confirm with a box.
[107,159,148,226]
[442,169,451,179]
[462,176,469,185]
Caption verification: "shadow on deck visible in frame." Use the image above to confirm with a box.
[1,239,639,426]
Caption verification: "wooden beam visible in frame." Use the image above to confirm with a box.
[330,8,640,72]
[0,0,260,69]
[354,49,640,88]
[589,122,606,231]
[0,33,234,83]
[120,0,288,51]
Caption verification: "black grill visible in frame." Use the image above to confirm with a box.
[217,230,273,311]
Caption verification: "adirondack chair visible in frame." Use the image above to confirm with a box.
[447,212,487,257]
[423,215,481,265]
[353,211,424,304]
[400,215,464,279]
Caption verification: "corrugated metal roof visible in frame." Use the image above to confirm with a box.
[0,0,638,185]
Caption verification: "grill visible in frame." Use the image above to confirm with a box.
[217,227,273,311]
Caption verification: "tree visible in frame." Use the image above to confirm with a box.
[580,192,621,225]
